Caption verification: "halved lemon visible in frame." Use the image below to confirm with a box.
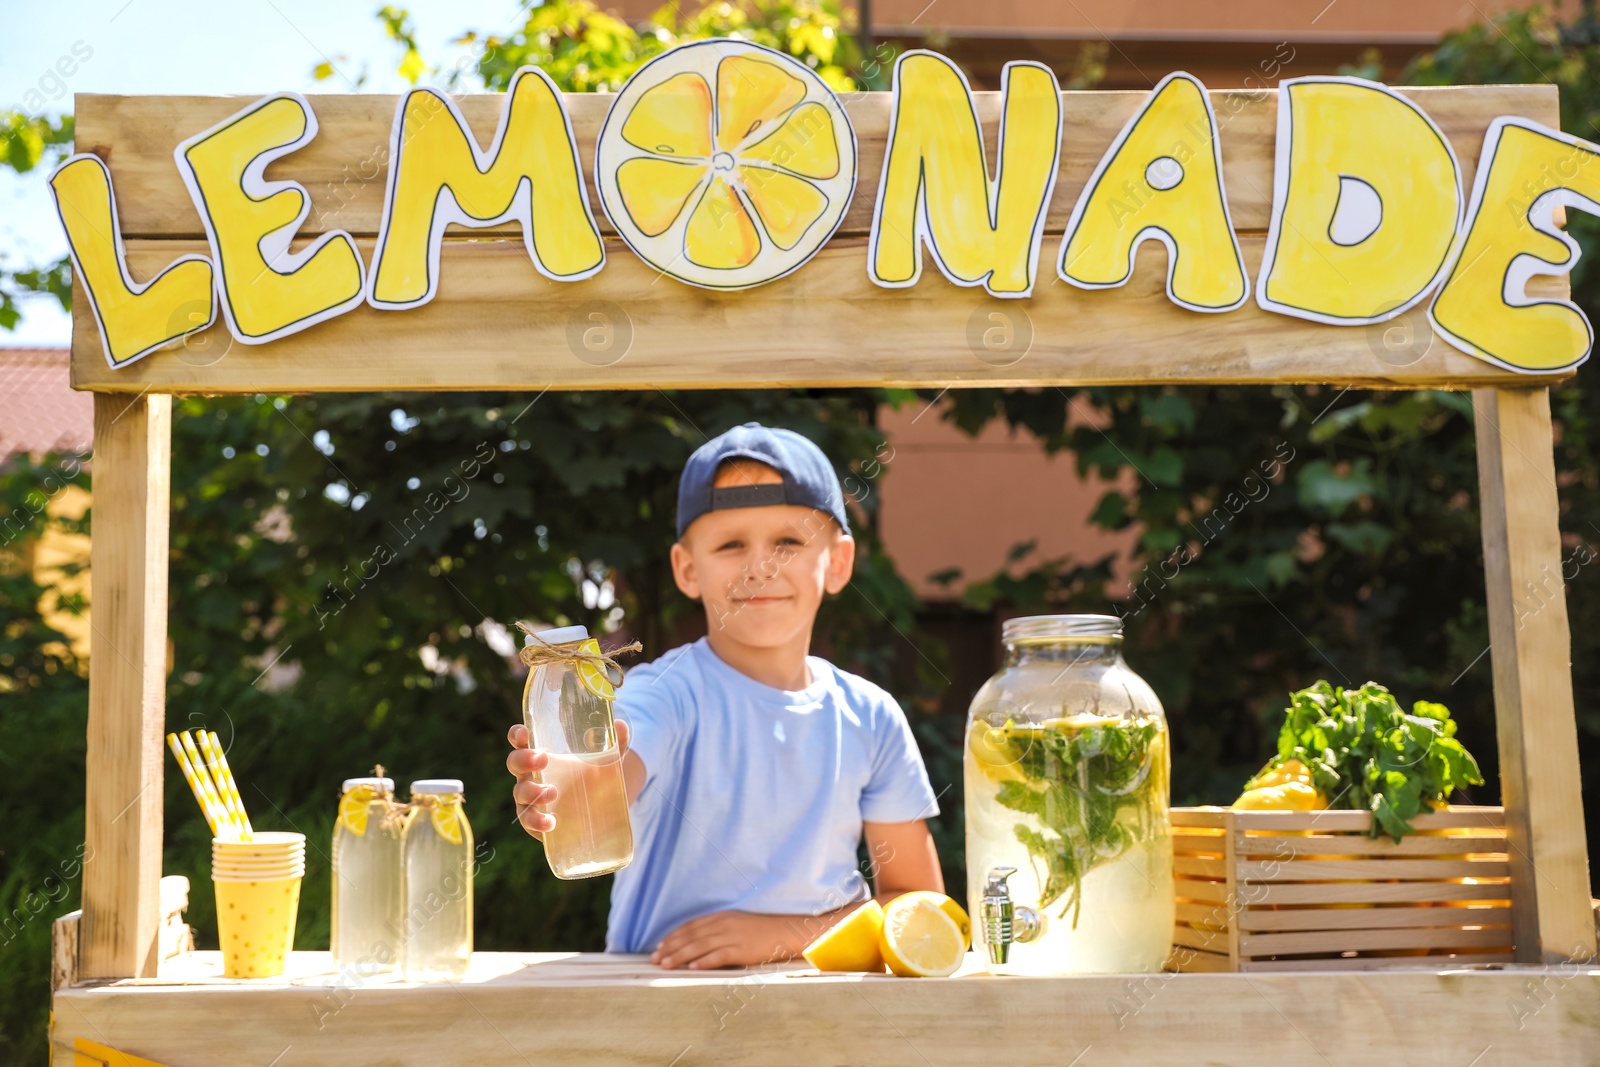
[596,38,857,290]
[575,638,616,700]
[801,899,885,972]
[431,801,465,845]
[889,891,971,951]
[880,893,966,977]
[338,785,377,836]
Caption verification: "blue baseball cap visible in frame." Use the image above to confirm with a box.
[676,423,851,539]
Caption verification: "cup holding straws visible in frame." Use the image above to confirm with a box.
[167,729,301,978]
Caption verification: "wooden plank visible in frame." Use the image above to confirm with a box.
[1172,924,1233,953]
[1174,854,1229,880]
[1175,901,1233,928]
[1474,388,1598,965]
[1170,809,1229,829]
[1239,925,1514,957]
[1239,953,1518,972]
[1250,881,1512,906]
[1167,948,1233,972]
[1233,833,1508,858]
[1229,806,1506,832]
[1238,858,1511,883]
[1173,878,1232,904]
[1238,906,1515,933]
[80,393,170,980]
[68,236,1571,394]
[48,952,1600,1066]
[51,911,80,993]
[72,84,1559,240]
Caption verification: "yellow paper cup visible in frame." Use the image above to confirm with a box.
[214,873,302,978]
[213,864,305,880]
[213,831,304,858]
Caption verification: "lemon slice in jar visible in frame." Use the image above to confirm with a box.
[338,784,378,836]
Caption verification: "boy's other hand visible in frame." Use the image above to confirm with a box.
[650,910,818,970]
[505,719,631,839]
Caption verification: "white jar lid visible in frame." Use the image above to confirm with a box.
[524,624,588,646]
[410,779,464,795]
[342,777,394,793]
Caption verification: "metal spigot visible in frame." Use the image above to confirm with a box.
[981,866,1043,965]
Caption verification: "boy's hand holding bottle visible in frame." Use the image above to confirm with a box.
[505,720,635,838]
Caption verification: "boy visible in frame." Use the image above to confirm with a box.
[506,423,943,969]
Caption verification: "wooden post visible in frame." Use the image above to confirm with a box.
[1473,387,1597,964]
[81,393,171,979]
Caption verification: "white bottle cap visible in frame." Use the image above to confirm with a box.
[342,777,395,794]
[410,779,465,795]
[524,624,588,647]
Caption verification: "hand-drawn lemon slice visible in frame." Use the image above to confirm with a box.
[596,39,857,290]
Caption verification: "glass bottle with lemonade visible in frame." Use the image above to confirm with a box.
[401,778,473,980]
[520,625,634,879]
[331,774,404,972]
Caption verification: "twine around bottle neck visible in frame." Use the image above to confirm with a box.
[514,621,642,675]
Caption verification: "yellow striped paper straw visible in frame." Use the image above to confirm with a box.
[179,731,237,841]
[195,730,243,840]
[166,733,222,837]
[200,730,253,842]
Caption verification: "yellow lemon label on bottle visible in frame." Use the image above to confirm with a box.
[431,800,464,845]
[595,39,857,291]
[576,638,616,700]
[338,785,378,836]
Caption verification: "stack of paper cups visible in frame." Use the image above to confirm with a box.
[212,831,305,978]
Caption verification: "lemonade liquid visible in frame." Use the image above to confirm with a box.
[522,625,634,879]
[401,781,473,980]
[331,776,404,973]
[965,715,1174,975]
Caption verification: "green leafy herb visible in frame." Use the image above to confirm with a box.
[1264,681,1484,840]
[984,718,1164,925]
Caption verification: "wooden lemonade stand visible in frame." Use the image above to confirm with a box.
[46,49,1600,1064]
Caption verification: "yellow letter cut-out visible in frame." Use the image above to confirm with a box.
[174,92,365,344]
[369,66,604,309]
[869,53,1061,298]
[1257,77,1461,325]
[48,154,215,368]
[1430,117,1600,374]
[1058,72,1248,313]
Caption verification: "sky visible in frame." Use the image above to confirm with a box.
[0,0,525,346]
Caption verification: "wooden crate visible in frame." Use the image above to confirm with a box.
[1169,805,1514,972]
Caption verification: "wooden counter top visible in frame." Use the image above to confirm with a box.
[51,951,1600,1066]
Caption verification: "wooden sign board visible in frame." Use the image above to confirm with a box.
[67,82,1567,394]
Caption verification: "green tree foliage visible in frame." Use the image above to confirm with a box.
[0,113,73,330]
[0,453,90,1064]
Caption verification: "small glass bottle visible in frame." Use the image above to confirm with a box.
[521,625,634,879]
[965,614,1173,975]
[331,775,404,974]
[401,779,473,980]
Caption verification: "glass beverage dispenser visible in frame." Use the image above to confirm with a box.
[964,614,1174,974]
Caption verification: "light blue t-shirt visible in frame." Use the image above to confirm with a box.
[604,637,939,954]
